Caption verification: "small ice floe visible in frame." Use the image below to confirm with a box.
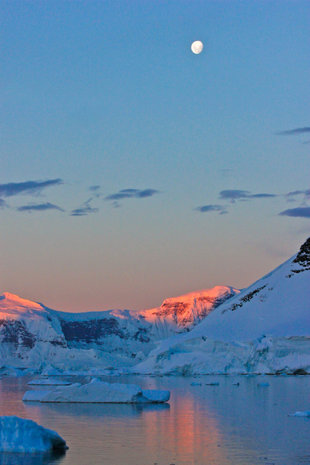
[28,378,71,386]
[257,382,269,387]
[23,390,55,402]
[23,379,170,404]
[289,411,310,417]
[0,416,67,453]
[190,382,202,386]
[205,382,219,386]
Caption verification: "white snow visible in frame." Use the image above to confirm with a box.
[23,379,170,403]
[0,416,67,453]
[134,239,310,375]
[1,238,309,377]
[0,286,236,375]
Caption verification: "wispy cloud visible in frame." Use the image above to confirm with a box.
[17,202,64,212]
[89,185,101,192]
[195,204,228,215]
[88,185,102,199]
[276,127,310,136]
[285,189,310,202]
[71,198,99,216]
[279,207,310,219]
[0,179,63,197]
[219,190,276,203]
[105,188,159,205]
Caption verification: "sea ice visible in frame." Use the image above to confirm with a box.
[141,389,170,402]
[23,390,53,402]
[23,379,170,404]
[28,378,71,386]
[0,416,67,453]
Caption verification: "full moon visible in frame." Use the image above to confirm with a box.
[191,40,203,54]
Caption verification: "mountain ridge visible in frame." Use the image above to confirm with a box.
[134,237,310,375]
[0,285,238,374]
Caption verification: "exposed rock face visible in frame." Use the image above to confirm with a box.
[0,320,35,349]
[292,237,310,272]
[60,318,125,344]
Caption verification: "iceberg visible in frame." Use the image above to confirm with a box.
[23,378,170,403]
[0,416,67,453]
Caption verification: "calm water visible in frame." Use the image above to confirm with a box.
[0,375,310,465]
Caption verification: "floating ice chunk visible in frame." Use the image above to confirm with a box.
[23,390,52,402]
[28,378,71,386]
[24,379,170,404]
[141,389,170,403]
[289,411,310,417]
[0,416,67,453]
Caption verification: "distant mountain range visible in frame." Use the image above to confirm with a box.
[0,285,238,375]
[1,238,309,376]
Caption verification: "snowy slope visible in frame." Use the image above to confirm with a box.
[135,238,310,375]
[141,286,238,336]
[0,286,236,374]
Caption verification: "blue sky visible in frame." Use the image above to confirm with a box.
[1,0,309,311]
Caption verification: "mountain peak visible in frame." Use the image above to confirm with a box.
[0,292,44,314]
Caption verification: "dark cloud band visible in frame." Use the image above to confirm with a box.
[0,179,63,197]
[17,202,64,212]
[219,190,276,202]
[279,207,310,219]
[276,127,310,136]
[105,188,159,203]
[195,204,227,214]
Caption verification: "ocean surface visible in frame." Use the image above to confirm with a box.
[0,375,310,465]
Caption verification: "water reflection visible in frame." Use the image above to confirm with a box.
[24,401,170,420]
[1,376,310,465]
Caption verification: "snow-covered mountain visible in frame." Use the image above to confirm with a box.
[135,238,310,375]
[2,238,308,376]
[141,285,238,336]
[0,286,237,374]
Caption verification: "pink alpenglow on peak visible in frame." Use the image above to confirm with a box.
[141,286,240,331]
[0,284,238,374]
[0,292,45,318]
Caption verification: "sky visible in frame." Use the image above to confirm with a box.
[1,0,309,312]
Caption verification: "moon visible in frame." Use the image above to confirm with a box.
[191,40,203,54]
